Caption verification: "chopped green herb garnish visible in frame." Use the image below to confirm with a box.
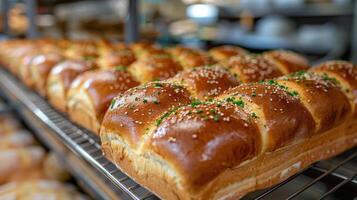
[287,91,299,97]
[226,97,244,108]
[153,100,160,104]
[109,99,116,109]
[114,66,127,71]
[143,99,148,103]
[251,112,258,119]
[322,73,339,85]
[190,100,203,108]
[156,107,178,126]
[154,83,163,88]
[267,80,277,85]
[196,109,203,114]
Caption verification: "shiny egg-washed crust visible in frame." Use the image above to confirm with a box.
[102,82,192,147]
[67,69,140,133]
[263,50,310,74]
[129,56,182,83]
[220,54,283,83]
[97,48,136,69]
[168,47,215,69]
[29,53,64,97]
[277,73,351,133]
[47,60,94,112]
[129,41,155,57]
[209,45,248,62]
[171,66,240,100]
[137,47,170,60]
[219,83,316,152]
[311,61,357,115]
[100,60,357,199]
[102,64,280,148]
[64,41,98,60]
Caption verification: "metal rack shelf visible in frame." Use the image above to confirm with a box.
[0,68,356,200]
[0,68,158,200]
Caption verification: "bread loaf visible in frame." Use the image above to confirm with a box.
[29,53,64,96]
[47,60,95,112]
[67,69,140,133]
[209,45,248,62]
[100,61,357,200]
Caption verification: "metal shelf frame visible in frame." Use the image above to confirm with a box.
[0,68,356,200]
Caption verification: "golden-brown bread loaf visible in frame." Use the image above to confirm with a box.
[168,46,215,69]
[209,45,248,62]
[29,53,64,96]
[47,60,95,112]
[64,40,98,60]
[137,47,170,60]
[219,54,284,82]
[129,41,155,57]
[311,61,357,115]
[129,55,182,83]
[218,82,316,152]
[0,114,22,134]
[0,180,88,200]
[97,48,136,69]
[67,69,140,133]
[0,130,35,149]
[100,60,357,200]
[263,50,310,74]
[170,66,240,100]
[100,53,307,146]
[0,146,45,184]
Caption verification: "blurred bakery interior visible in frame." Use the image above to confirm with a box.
[0,0,356,63]
[0,0,356,199]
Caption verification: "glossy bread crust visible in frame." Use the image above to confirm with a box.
[47,60,94,112]
[67,69,139,133]
[263,50,310,74]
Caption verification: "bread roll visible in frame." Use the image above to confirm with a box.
[29,53,64,96]
[67,69,140,133]
[0,146,45,184]
[169,47,215,69]
[0,130,35,149]
[64,41,98,60]
[129,41,155,57]
[219,54,283,82]
[209,45,248,62]
[0,180,88,200]
[97,48,136,69]
[263,50,310,74]
[129,55,182,83]
[47,60,94,112]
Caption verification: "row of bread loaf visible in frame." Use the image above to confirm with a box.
[0,39,310,135]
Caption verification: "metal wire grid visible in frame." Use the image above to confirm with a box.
[0,68,356,200]
[244,149,357,200]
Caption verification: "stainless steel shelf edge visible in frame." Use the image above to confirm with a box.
[0,69,158,200]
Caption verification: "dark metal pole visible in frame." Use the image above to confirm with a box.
[125,0,139,44]
[352,0,357,63]
[2,0,10,37]
[25,0,38,38]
